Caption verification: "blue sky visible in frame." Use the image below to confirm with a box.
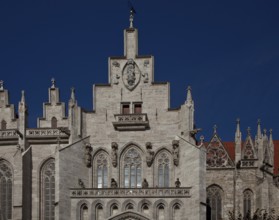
[0,1,278,141]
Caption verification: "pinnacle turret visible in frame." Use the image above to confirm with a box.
[186,86,193,104]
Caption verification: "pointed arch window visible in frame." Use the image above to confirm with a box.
[157,204,165,220]
[1,120,7,130]
[110,204,119,216]
[80,204,88,220]
[41,159,55,220]
[51,117,57,128]
[0,160,13,220]
[243,189,253,218]
[206,185,222,220]
[173,204,181,220]
[95,204,104,220]
[157,153,170,187]
[142,204,149,216]
[95,153,108,188]
[123,148,142,188]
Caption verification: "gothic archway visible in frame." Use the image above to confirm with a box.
[107,210,150,220]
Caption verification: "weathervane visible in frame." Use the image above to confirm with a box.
[128,1,136,28]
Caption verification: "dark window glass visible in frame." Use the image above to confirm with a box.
[207,185,222,220]
[122,104,130,114]
[51,117,57,128]
[134,104,142,114]
[41,159,55,220]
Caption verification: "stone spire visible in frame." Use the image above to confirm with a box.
[124,7,138,58]
[69,87,77,107]
[256,119,262,139]
[235,118,241,139]
[186,86,193,104]
[269,129,274,167]
[235,118,242,162]
[21,90,25,104]
[0,80,4,91]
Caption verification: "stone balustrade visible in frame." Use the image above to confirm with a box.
[113,114,150,131]
[70,187,191,198]
[0,129,18,138]
[26,128,68,137]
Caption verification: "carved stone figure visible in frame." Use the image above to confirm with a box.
[142,178,149,188]
[111,142,118,167]
[143,72,149,83]
[172,140,179,166]
[78,178,85,188]
[111,178,118,188]
[175,178,181,188]
[112,73,120,84]
[146,142,154,167]
[85,143,93,168]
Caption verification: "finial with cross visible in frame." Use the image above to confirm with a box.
[213,124,217,134]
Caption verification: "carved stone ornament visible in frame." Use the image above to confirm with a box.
[172,140,179,166]
[145,142,154,167]
[111,142,118,168]
[84,143,93,168]
[122,59,141,91]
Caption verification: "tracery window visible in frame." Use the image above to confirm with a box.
[243,190,253,218]
[51,117,57,128]
[95,153,108,188]
[243,140,255,159]
[207,185,222,220]
[41,158,55,220]
[173,204,181,220]
[1,120,7,130]
[80,204,88,220]
[207,136,233,168]
[157,153,170,187]
[95,204,104,220]
[123,148,142,188]
[0,160,12,220]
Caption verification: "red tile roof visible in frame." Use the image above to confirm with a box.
[204,140,279,175]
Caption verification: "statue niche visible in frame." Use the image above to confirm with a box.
[172,140,179,166]
[111,142,118,168]
[84,143,93,168]
[146,142,154,167]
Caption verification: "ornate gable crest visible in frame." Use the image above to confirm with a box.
[242,136,257,159]
[206,134,234,168]
[122,59,141,91]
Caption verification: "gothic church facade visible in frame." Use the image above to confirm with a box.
[0,12,279,220]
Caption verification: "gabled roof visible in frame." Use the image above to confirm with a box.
[206,134,234,168]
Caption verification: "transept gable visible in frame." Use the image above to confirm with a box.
[206,128,234,168]
[242,128,257,160]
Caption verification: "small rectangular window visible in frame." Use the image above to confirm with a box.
[134,103,142,114]
[122,104,130,114]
